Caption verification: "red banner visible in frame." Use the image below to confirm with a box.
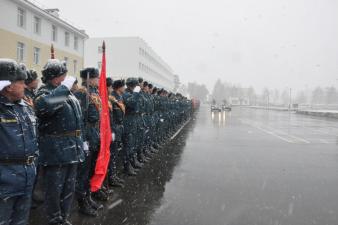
[90,41,112,192]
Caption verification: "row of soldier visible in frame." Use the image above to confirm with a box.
[0,58,192,225]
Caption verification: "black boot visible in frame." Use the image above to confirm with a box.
[78,197,98,217]
[150,147,159,154]
[88,193,103,210]
[152,143,159,149]
[92,189,109,202]
[109,175,125,187]
[63,220,73,225]
[124,161,137,176]
[131,155,143,169]
[138,152,149,163]
[144,149,154,158]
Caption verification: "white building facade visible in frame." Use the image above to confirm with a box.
[85,37,175,91]
[0,0,88,76]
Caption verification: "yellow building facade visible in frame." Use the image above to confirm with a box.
[0,0,88,78]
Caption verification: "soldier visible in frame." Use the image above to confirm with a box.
[137,81,151,163]
[122,78,143,176]
[74,67,104,217]
[34,59,84,225]
[0,59,38,225]
[147,83,159,152]
[140,82,156,158]
[24,69,38,107]
[107,78,125,187]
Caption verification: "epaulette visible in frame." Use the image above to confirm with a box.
[77,87,87,94]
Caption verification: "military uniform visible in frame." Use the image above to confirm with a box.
[35,59,84,225]
[0,59,38,225]
[122,78,143,175]
[108,87,125,186]
[74,67,103,217]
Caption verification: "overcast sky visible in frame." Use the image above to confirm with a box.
[39,0,338,92]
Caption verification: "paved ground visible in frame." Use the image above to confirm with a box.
[31,106,338,225]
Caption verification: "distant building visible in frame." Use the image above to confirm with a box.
[229,97,250,106]
[0,0,88,77]
[85,37,175,91]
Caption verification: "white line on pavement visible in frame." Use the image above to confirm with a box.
[108,199,123,209]
[170,119,191,140]
[239,119,295,143]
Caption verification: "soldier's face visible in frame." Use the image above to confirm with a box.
[28,79,39,90]
[52,74,67,86]
[108,86,113,94]
[117,86,125,94]
[89,78,99,87]
[6,80,26,100]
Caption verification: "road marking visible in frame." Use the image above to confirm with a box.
[255,126,295,143]
[239,119,295,143]
[108,199,123,209]
[170,118,191,140]
[270,129,311,144]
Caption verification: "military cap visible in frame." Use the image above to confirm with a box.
[80,67,99,79]
[113,79,125,89]
[138,77,143,84]
[106,77,113,87]
[41,59,67,82]
[0,59,27,82]
[25,69,38,85]
[126,77,138,87]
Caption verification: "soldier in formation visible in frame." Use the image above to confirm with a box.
[0,58,193,225]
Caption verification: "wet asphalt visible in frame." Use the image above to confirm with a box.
[31,106,338,225]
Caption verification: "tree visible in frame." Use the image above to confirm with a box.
[325,86,337,104]
[311,87,325,104]
[211,79,225,103]
[295,91,307,104]
[187,82,209,101]
[246,86,256,105]
[281,89,290,106]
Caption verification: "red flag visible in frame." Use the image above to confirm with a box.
[90,41,112,192]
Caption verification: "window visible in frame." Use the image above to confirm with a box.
[73,60,77,74]
[33,47,40,64]
[17,42,25,62]
[74,36,78,50]
[65,32,70,46]
[52,25,58,42]
[17,8,26,28]
[64,57,68,65]
[33,16,41,34]
[98,61,102,69]
[98,46,103,53]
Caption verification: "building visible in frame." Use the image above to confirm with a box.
[85,37,175,90]
[0,0,88,77]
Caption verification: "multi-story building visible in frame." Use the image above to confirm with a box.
[0,0,88,77]
[85,37,175,91]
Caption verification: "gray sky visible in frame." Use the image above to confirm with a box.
[39,0,338,92]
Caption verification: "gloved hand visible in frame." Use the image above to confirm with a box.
[0,80,11,91]
[83,141,89,156]
[133,85,141,93]
[160,119,164,122]
[61,76,76,90]
[112,133,115,141]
